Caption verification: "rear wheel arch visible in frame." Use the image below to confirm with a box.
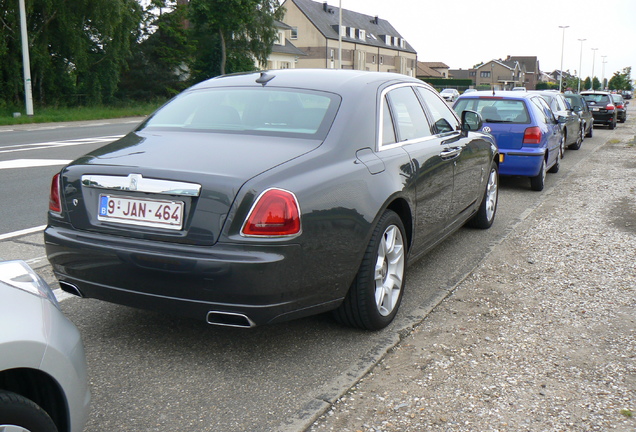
[385,198,412,253]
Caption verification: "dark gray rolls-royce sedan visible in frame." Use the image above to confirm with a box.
[46,69,499,330]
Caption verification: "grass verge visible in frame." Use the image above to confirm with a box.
[0,101,165,126]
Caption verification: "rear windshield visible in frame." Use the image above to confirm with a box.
[140,87,341,139]
[454,98,530,123]
[582,94,611,104]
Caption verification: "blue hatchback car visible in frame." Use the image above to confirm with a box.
[453,91,563,191]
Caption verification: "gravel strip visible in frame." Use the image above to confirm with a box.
[308,123,636,431]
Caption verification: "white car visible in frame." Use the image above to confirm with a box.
[0,260,90,432]
[440,88,460,102]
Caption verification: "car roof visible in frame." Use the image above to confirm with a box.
[456,90,536,100]
[188,69,427,94]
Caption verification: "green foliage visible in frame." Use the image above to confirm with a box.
[0,0,142,106]
[536,82,559,90]
[608,67,633,91]
[117,2,193,101]
[420,78,473,87]
[188,0,285,79]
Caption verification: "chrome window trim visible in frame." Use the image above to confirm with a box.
[81,174,202,197]
[377,83,439,152]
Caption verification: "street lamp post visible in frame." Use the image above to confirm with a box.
[601,55,607,90]
[559,25,569,92]
[18,0,34,116]
[577,38,586,93]
[590,48,598,90]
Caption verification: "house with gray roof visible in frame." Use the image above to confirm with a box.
[264,20,308,69]
[280,0,417,75]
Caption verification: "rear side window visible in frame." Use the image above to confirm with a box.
[453,98,530,124]
[384,86,431,142]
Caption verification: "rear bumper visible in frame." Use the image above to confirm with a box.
[45,226,341,327]
[590,112,615,124]
[498,148,545,177]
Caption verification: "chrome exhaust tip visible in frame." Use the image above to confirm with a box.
[58,281,84,298]
[206,311,256,328]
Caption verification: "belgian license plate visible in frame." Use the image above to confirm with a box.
[592,107,600,111]
[98,195,184,230]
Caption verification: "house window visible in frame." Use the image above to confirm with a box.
[291,27,298,39]
[357,29,366,40]
[469,71,476,77]
[380,56,384,65]
[372,55,376,64]
[480,71,491,78]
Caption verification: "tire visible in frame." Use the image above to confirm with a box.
[0,390,58,432]
[333,210,406,330]
[609,119,615,130]
[530,158,546,191]
[585,123,593,138]
[467,162,498,229]
[569,126,583,150]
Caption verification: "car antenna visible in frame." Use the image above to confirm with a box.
[256,72,275,86]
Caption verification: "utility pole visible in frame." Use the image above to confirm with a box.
[558,26,569,92]
[19,0,34,116]
[577,38,586,93]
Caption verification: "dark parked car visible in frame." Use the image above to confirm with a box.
[453,91,562,191]
[581,91,618,129]
[531,90,583,150]
[611,93,629,123]
[564,93,594,138]
[0,260,90,432]
[45,69,499,330]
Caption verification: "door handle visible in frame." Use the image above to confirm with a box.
[440,147,462,160]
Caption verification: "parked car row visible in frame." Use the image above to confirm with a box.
[451,86,627,192]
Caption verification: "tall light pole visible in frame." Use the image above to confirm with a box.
[590,48,598,90]
[558,25,569,92]
[577,38,586,93]
[601,55,607,90]
[19,0,34,116]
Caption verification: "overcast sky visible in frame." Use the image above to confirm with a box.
[334,0,635,81]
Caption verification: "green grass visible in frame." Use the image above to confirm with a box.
[0,101,165,126]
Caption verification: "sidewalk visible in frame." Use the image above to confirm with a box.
[308,110,636,431]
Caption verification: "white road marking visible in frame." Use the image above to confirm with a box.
[0,159,72,169]
[0,135,124,155]
[0,225,46,241]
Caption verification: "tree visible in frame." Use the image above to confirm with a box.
[592,77,601,90]
[188,0,285,80]
[608,67,633,91]
[0,0,142,106]
[583,77,591,90]
[118,0,194,101]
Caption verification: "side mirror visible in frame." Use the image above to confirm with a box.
[557,115,568,124]
[461,110,483,133]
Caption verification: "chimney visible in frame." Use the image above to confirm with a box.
[374,16,379,24]
[323,2,328,12]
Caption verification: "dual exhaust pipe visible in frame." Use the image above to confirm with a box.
[59,281,256,329]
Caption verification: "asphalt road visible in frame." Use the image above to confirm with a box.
[0,112,624,431]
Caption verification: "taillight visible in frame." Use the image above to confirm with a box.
[241,188,301,237]
[523,126,542,144]
[49,173,62,213]
[606,104,616,111]
[614,103,623,109]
